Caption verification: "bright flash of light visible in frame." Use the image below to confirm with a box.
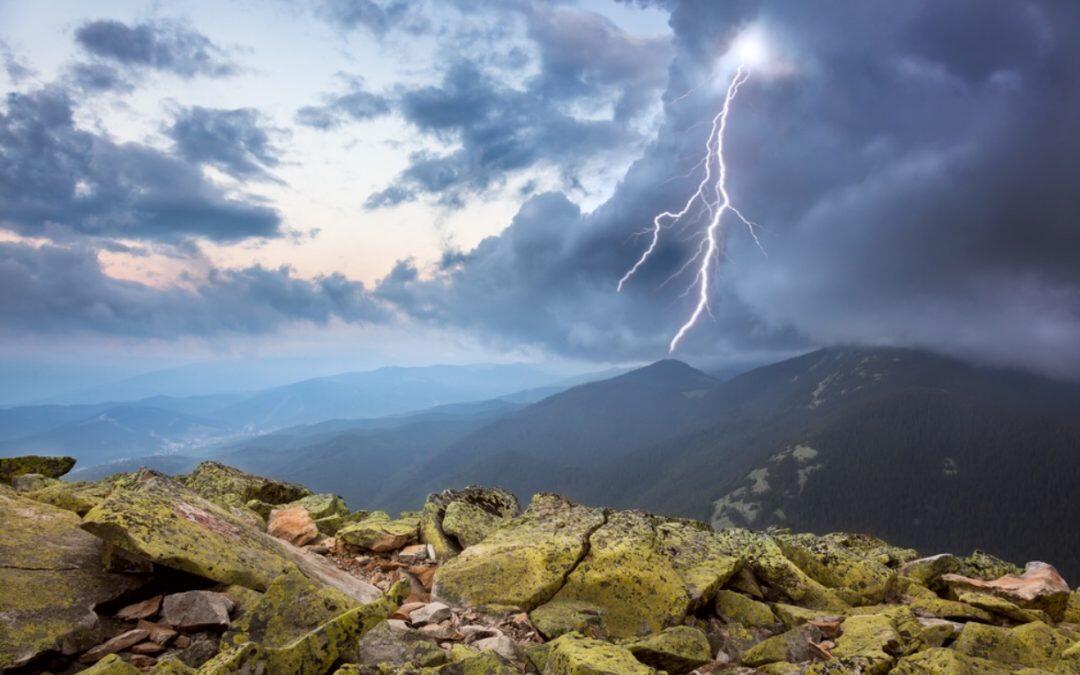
[618,65,764,353]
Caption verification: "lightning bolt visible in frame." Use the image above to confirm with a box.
[618,65,763,353]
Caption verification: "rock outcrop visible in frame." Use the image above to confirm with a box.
[1,456,1077,674]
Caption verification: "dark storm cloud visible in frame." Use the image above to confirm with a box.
[67,61,135,94]
[375,0,1080,375]
[167,106,283,182]
[0,241,388,337]
[74,19,234,78]
[366,6,672,208]
[295,77,391,129]
[0,87,280,242]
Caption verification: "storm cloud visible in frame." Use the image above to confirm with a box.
[74,19,235,78]
[167,106,283,182]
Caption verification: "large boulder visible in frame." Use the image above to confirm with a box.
[267,505,320,546]
[0,490,144,670]
[355,621,446,669]
[80,469,381,603]
[543,632,657,674]
[23,478,116,516]
[179,461,309,510]
[338,511,420,552]
[419,486,519,561]
[951,620,1074,669]
[434,494,605,610]
[890,647,1012,674]
[0,455,76,483]
[773,531,896,605]
[941,561,1071,621]
[621,626,712,673]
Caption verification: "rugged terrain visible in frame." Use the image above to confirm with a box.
[2,455,1079,674]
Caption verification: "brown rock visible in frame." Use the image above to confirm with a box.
[161,591,234,630]
[116,595,163,621]
[136,620,177,646]
[392,601,428,620]
[79,628,150,663]
[128,654,157,668]
[174,635,191,649]
[267,506,320,547]
[941,561,1071,620]
[410,565,437,590]
[130,641,166,655]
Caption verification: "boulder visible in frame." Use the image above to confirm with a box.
[714,590,779,629]
[530,510,705,639]
[1066,589,1080,623]
[267,505,320,546]
[956,590,1049,624]
[80,469,381,602]
[338,511,420,552]
[161,591,234,631]
[622,626,712,673]
[26,478,121,516]
[0,455,76,483]
[739,624,821,667]
[420,486,519,561]
[890,647,1012,674]
[433,494,605,610]
[224,565,358,648]
[290,492,348,521]
[79,653,141,674]
[906,596,994,623]
[951,620,1073,668]
[147,655,196,673]
[473,633,518,661]
[179,461,309,510]
[773,531,895,605]
[12,472,58,492]
[0,490,145,670]
[941,561,1071,621]
[355,621,446,668]
[543,632,656,674]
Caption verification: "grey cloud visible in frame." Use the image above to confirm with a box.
[315,0,428,35]
[0,87,280,242]
[67,61,134,93]
[0,41,34,84]
[372,0,1080,375]
[295,77,391,129]
[367,7,671,208]
[0,241,389,337]
[74,19,235,78]
[167,106,283,181]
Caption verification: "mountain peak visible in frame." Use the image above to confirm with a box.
[614,359,714,386]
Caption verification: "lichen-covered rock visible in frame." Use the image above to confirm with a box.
[224,566,358,648]
[543,632,656,674]
[951,620,1073,668]
[180,461,309,510]
[824,608,922,673]
[531,510,692,639]
[770,602,844,629]
[11,472,58,492]
[290,492,348,519]
[654,518,742,609]
[906,596,994,623]
[419,486,519,562]
[355,621,446,668]
[1065,589,1080,624]
[80,653,141,674]
[339,511,420,552]
[957,550,1023,580]
[81,469,381,603]
[942,561,1071,621]
[433,493,605,610]
[714,590,779,629]
[149,655,198,674]
[622,626,711,673]
[956,590,1049,624]
[0,490,145,670]
[24,478,117,516]
[739,624,821,667]
[263,596,400,673]
[890,647,1012,674]
[440,650,519,674]
[774,531,895,605]
[0,454,76,483]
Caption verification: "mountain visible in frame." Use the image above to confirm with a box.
[377,347,1080,579]
[207,363,571,431]
[3,406,233,467]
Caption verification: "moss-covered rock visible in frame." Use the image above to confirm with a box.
[0,455,76,483]
[80,653,141,674]
[149,655,199,674]
[438,650,518,674]
[355,621,446,668]
[825,609,920,672]
[224,565,358,648]
[890,647,1012,674]
[714,589,779,629]
[419,486,519,562]
[712,529,848,611]
[24,478,115,516]
[957,550,1022,580]
[531,510,692,639]
[622,626,711,673]
[11,472,59,492]
[957,590,1049,624]
[943,561,1071,622]
[543,632,657,674]
[264,597,400,673]
[951,620,1073,668]
[81,469,382,603]
[770,602,844,629]
[0,490,145,670]
[290,493,348,520]
[654,518,742,609]
[180,461,309,510]
[907,596,994,623]
[339,511,420,552]
[774,531,895,605]
[739,624,821,667]
[433,493,605,610]
[1065,589,1080,624]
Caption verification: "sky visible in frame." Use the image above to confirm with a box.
[1,0,1079,399]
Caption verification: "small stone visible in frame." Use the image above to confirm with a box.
[130,641,165,655]
[116,595,163,621]
[410,601,452,625]
[419,623,458,640]
[162,590,234,631]
[398,544,429,563]
[136,620,177,646]
[127,654,157,668]
[173,635,191,649]
[473,633,518,661]
[267,506,320,547]
[79,629,150,663]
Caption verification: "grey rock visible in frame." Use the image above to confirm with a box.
[162,590,235,630]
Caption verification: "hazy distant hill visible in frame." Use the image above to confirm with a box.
[375,347,1080,579]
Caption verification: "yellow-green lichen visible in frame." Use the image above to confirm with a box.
[951,620,1073,668]
[543,632,656,674]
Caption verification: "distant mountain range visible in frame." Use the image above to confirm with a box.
[14,347,1080,580]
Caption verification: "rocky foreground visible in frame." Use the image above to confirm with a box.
[1,456,1078,674]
